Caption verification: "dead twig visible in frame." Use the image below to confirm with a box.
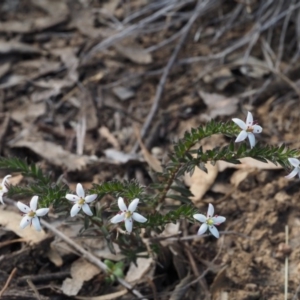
[26,279,41,300]
[0,267,17,298]
[39,219,147,300]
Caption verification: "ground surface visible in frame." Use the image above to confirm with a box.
[1,0,300,299]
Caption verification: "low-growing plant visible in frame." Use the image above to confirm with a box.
[0,112,298,261]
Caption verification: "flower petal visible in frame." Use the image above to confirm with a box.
[132,212,147,223]
[193,214,207,223]
[32,217,41,231]
[118,197,127,211]
[76,183,85,198]
[82,203,93,216]
[285,168,299,179]
[85,194,97,203]
[235,130,248,143]
[197,223,208,235]
[125,217,133,233]
[232,118,247,130]
[246,111,253,125]
[252,125,262,134]
[247,132,256,148]
[0,194,4,205]
[128,198,139,212]
[17,202,31,214]
[70,204,82,217]
[66,194,80,202]
[288,158,300,168]
[212,216,226,224]
[30,196,38,211]
[1,175,11,191]
[207,203,214,218]
[36,208,49,217]
[208,225,220,238]
[111,212,125,223]
[20,216,31,229]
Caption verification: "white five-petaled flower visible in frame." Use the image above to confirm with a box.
[193,203,226,238]
[17,196,49,231]
[66,183,97,217]
[0,175,11,204]
[111,197,147,233]
[232,111,262,148]
[285,158,300,179]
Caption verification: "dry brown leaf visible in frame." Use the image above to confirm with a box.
[217,158,282,172]
[210,266,228,295]
[47,244,63,267]
[199,91,238,119]
[102,0,120,15]
[11,101,46,124]
[125,257,154,283]
[0,62,11,80]
[234,56,270,78]
[185,163,219,207]
[115,43,152,64]
[0,207,47,244]
[31,0,69,17]
[104,149,141,164]
[230,168,255,187]
[7,174,23,186]
[11,139,94,171]
[112,86,135,101]
[99,126,120,150]
[62,258,101,296]
[134,125,162,172]
[0,74,26,89]
[0,41,42,55]
[159,223,180,247]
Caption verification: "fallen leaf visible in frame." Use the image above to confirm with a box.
[230,168,256,187]
[125,257,154,283]
[234,56,270,78]
[0,40,42,55]
[112,86,135,101]
[217,158,282,172]
[115,43,152,64]
[0,207,47,244]
[10,139,95,171]
[99,126,120,150]
[11,101,46,124]
[184,163,218,207]
[198,91,238,119]
[47,244,63,267]
[62,258,101,296]
[104,149,141,164]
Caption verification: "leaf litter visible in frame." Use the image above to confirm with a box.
[0,0,300,299]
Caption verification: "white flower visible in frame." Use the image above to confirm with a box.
[285,158,300,179]
[17,196,49,231]
[66,183,97,217]
[193,203,226,238]
[111,197,147,233]
[232,111,262,148]
[0,175,11,204]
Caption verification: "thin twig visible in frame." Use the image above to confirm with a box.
[131,0,219,153]
[40,219,147,300]
[0,267,17,297]
[26,279,41,300]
